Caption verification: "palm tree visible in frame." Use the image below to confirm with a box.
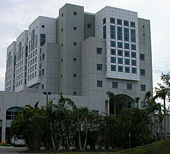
[106,92,117,116]
[11,102,45,151]
[144,91,152,102]
[154,84,168,139]
[135,97,140,109]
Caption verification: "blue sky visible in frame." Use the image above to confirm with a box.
[0,0,170,93]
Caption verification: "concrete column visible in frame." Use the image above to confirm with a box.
[1,95,6,144]
[1,116,6,143]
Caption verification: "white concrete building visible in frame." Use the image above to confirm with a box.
[5,41,16,92]
[15,30,28,92]
[2,3,157,143]
[27,16,56,89]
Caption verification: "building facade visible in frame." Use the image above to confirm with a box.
[3,3,153,142]
[15,30,28,92]
[5,41,16,92]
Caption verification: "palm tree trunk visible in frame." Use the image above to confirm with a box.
[114,103,116,117]
[51,134,56,151]
[78,117,82,150]
[83,117,88,150]
[163,99,166,139]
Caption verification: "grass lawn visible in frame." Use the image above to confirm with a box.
[47,152,103,154]
[45,139,170,154]
[119,139,170,154]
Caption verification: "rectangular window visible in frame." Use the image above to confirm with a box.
[131,29,136,42]
[97,80,103,87]
[127,83,132,90]
[110,25,116,39]
[132,60,136,66]
[118,66,123,72]
[131,52,136,58]
[103,18,106,24]
[42,54,45,60]
[73,92,77,95]
[111,49,116,55]
[117,42,123,48]
[111,65,116,71]
[110,41,116,47]
[111,57,116,63]
[140,69,145,76]
[132,67,137,74]
[117,27,122,40]
[118,50,123,56]
[117,19,122,25]
[40,34,46,46]
[124,28,129,41]
[125,59,130,65]
[42,69,44,75]
[130,21,135,27]
[140,54,145,60]
[97,64,102,71]
[110,17,115,24]
[131,44,136,50]
[92,110,99,114]
[118,58,123,64]
[97,48,102,54]
[124,20,129,26]
[125,51,130,57]
[124,43,129,49]
[125,67,130,73]
[103,26,106,39]
[141,85,146,91]
[112,82,118,88]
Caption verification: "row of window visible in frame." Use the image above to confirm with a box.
[5,73,13,82]
[110,57,137,66]
[110,65,137,74]
[110,25,136,42]
[96,48,145,61]
[110,49,137,58]
[110,41,136,50]
[103,17,136,28]
[28,64,37,74]
[5,80,12,87]
[15,72,23,81]
[28,56,37,67]
[27,71,37,81]
[97,80,146,91]
[15,60,23,68]
[15,66,23,75]
[28,49,37,60]
[61,11,77,17]
[15,79,23,87]
[61,42,77,47]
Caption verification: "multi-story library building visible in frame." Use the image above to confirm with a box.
[1,3,154,143]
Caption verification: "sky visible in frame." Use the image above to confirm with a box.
[0,0,170,95]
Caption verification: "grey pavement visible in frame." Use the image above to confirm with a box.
[0,146,42,154]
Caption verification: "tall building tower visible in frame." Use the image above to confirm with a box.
[15,30,28,92]
[57,4,84,95]
[81,6,152,109]
[27,16,57,90]
[5,41,16,92]
[4,3,153,109]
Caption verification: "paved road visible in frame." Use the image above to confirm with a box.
[0,146,43,154]
[0,146,124,154]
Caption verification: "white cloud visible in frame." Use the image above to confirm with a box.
[0,0,170,92]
